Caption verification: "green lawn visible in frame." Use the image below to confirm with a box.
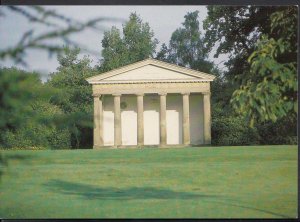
[0,145,297,218]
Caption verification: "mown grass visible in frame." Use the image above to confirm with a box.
[0,145,297,218]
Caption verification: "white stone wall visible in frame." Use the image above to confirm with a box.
[102,93,204,146]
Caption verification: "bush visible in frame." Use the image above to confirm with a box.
[212,116,260,146]
[0,94,72,149]
[1,123,71,150]
[256,114,297,145]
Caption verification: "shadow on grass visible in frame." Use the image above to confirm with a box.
[44,179,291,218]
[0,153,36,181]
[44,179,218,200]
[204,199,291,218]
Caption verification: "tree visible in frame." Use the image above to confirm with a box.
[47,46,96,148]
[0,67,71,149]
[100,27,128,71]
[157,10,231,116]
[203,6,279,81]
[203,6,297,125]
[0,67,46,133]
[231,7,297,125]
[100,12,158,72]
[0,6,120,149]
[156,11,214,73]
[156,43,169,62]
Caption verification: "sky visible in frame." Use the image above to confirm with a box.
[0,6,226,80]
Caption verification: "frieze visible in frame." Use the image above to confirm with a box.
[93,82,210,95]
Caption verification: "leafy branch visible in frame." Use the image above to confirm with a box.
[0,6,123,66]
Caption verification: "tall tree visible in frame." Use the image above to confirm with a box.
[47,46,96,148]
[231,6,297,125]
[204,6,277,82]
[100,13,158,72]
[203,6,297,125]
[156,11,214,73]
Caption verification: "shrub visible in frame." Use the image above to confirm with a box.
[0,93,72,149]
[1,123,71,149]
[212,115,260,146]
[256,113,297,145]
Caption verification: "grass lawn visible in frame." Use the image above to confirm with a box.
[0,145,297,218]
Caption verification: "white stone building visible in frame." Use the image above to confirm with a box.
[86,58,215,148]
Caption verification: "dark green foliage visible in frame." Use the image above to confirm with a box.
[211,103,260,146]
[212,117,260,146]
[0,68,71,149]
[231,7,297,126]
[0,67,41,132]
[47,46,95,149]
[0,6,119,149]
[156,11,214,73]
[100,13,158,72]
[204,6,298,126]
[203,6,280,82]
[2,123,70,149]
[256,113,297,145]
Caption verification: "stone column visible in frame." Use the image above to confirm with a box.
[203,92,211,144]
[137,94,144,146]
[182,92,190,145]
[159,93,167,146]
[113,94,122,147]
[93,95,103,148]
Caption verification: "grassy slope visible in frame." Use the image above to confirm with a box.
[0,145,297,218]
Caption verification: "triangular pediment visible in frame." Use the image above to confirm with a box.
[86,58,215,84]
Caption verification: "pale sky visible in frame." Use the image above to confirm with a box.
[0,6,226,80]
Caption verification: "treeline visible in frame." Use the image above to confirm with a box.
[0,7,297,149]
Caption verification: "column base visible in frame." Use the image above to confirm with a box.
[203,142,211,145]
[93,145,105,149]
[93,144,211,149]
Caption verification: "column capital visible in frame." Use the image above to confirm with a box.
[92,93,101,97]
[136,93,144,96]
[112,93,122,97]
[202,92,211,95]
[158,92,167,96]
[181,92,190,95]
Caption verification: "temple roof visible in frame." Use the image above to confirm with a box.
[86,58,215,84]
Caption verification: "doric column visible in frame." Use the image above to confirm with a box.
[203,92,211,144]
[93,94,103,148]
[113,94,122,147]
[159,93,167,146]
[182,92,190,145]
[137,93,144,146]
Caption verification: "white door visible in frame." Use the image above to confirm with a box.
[144,95,160,145]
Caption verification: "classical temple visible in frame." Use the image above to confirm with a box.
[86,58,215,148]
